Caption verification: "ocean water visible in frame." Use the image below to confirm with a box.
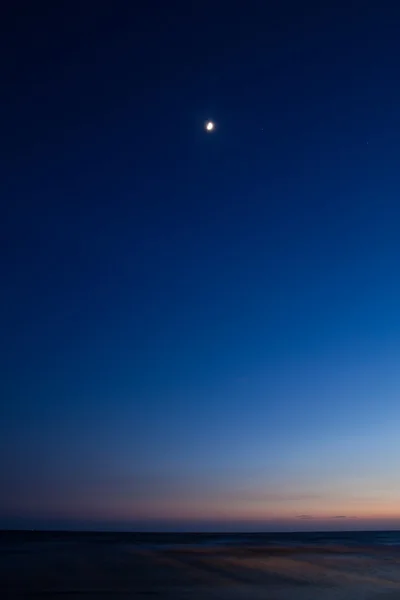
[71,529,400,549]
[125,530,400,556]
[2,530,400,599]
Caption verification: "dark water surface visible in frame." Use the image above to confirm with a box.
[2,530,400,599]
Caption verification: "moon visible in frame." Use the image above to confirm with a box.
[205,121,215,132]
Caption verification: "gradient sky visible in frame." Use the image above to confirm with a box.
[2,2,400,531]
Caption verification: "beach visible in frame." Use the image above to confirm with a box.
[2,531,400,599]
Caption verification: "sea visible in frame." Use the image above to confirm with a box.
[126,529,400,549]
[4,528,400,549]
[2,530,400,599]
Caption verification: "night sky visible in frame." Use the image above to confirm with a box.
[2,2,400,531]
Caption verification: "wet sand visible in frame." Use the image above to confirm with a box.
[2,535,400,599]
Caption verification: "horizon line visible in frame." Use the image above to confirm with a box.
[2,527,400,534]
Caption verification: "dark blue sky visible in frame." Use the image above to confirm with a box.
[2,2,400,530]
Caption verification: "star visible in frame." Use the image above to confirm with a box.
[205,121,215,132]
